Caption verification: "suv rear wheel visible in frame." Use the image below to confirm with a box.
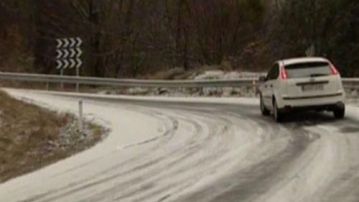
[273,99,284,122]
[333,106,345,119]
[260,95,270,116]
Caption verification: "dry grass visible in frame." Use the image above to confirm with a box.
[0,91,104,183]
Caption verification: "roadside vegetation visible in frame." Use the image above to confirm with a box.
[0,0,358,78]
[0,91,105,183]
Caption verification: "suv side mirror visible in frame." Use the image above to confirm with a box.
[259,76,267,82]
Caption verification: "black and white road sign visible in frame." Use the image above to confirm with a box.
[56,37,83,70]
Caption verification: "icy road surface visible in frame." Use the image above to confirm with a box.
[1,89,359,202]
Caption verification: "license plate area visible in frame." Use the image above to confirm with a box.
[302,84,324,92]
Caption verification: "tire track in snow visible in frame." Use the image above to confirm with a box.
[3,90,359,202]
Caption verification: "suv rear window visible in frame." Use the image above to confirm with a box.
[285,62,331,78]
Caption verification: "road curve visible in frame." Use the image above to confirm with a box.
[0,89,359,202]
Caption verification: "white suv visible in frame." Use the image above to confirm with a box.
[258,57,345,122]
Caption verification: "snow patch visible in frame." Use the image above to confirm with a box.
[121,70,263,97]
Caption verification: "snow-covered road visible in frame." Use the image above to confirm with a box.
[1,89,359,202]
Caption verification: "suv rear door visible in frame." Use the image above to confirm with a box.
[283,61,340,98]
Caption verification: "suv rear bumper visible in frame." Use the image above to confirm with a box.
[280,102,345,113]
[277,92,345,110]
[282,92,343,101]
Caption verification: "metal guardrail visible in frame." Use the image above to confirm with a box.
[0,72,358,91]
[0,72,256,88]
[342,78,359,90]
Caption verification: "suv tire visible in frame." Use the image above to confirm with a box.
[260,95,270,116]
[273,99,284,123]
[333,106,345,119]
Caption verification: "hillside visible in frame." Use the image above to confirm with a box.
[0,0,358,77]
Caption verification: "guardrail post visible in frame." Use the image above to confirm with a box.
[78,100,83,132]
[76,66,80,92]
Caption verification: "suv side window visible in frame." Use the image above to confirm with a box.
[267,64,279,80]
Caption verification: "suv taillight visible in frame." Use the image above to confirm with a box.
[330,64,339,75]
[280,66,288,80]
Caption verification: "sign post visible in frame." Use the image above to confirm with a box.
[56,37,83,91]
[60,68,64,89]
[78,100,84,132]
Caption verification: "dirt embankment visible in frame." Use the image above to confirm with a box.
[0,91,106,183]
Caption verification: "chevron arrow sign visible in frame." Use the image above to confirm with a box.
[63,60,69,69]
[69,59,76,69]
[56,50,63,59]
[56,60,63,70]
[70,49,76,58]
[56,39,63,49]
[75,48,83,58]
[63,49,70,58]
[56,58,83,70]
[76,58,83,68]
[76,37,83,47]
[56,37,83,49]
[56,37,83,70]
